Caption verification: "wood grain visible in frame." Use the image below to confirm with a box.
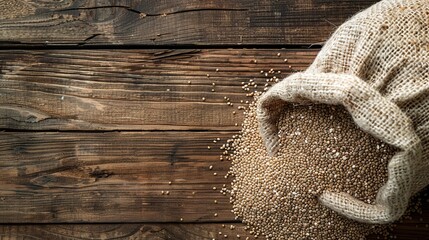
[0,49,317,131]
[0,204,428,240]
[0,0,378,46]
[0,131,238,223]
[0,223,253,240]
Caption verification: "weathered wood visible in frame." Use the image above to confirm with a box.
[0,131,238,223]
[0,223,253,240]
[0,207,428,240]
[0,0,378,46]
[0,49,317,130]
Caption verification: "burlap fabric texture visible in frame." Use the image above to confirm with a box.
[257,0,429,224]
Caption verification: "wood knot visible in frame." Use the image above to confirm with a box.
[89,166,113,180]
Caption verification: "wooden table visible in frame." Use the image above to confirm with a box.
[0,1,427,239]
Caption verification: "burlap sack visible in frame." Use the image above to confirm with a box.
[257,0,429,224]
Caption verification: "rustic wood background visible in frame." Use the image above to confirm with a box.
[0,0,428,239]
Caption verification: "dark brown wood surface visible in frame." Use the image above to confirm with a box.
[0,0,428,239]
[0,223,252,240]
[0,0,378,46]
[0,49,316,131]
[0,131,236,223]
[0,203,428,240]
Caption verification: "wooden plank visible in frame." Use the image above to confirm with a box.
[0,208,428,240]
[0,131,237,223]
[0,49,317,131]
[0,223,253,240]
[0,0,378,46]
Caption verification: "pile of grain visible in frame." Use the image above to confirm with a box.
[0,0,35,20]
[228,97,397,239]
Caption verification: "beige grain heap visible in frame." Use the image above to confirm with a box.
[230,100,394,239]
[257,0,429,224]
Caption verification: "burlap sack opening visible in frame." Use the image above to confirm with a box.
[256,0,429,224]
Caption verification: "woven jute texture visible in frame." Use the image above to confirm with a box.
[257,0,429,224]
